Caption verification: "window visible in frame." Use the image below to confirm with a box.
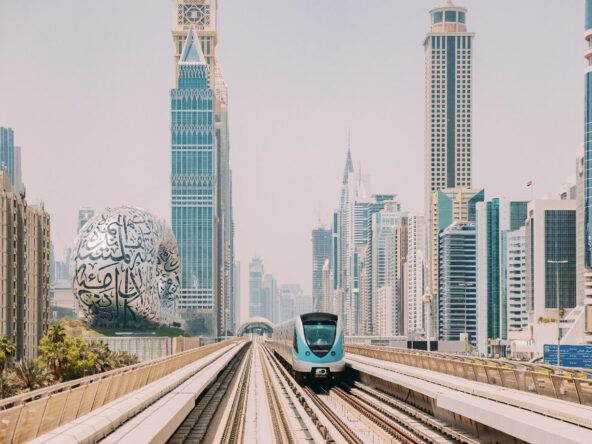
[458,12,466,23]
[434,11,443,23]
[445,11,456,22]
[303,321,336,349]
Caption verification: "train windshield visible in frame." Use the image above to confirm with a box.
[302,320,336,350]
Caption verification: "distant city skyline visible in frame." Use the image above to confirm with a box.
[0,1,585,312]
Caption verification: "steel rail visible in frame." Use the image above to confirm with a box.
[258,346,296,444]
[330,386,422,444]
[348,382,480,444]
[218,347,253,444]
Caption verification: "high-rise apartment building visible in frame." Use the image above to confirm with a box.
[249,257,264,318]
[475,199,528,354]
[0,173,50,360]
[171,0,234,336]
[171,28,216,335]
[262,274,278,323]
[321,259,333,313]
[424,0,474,279]
[406,213,426,337]
[77,208,95,233]
[439,222,477,346]
[505,227,528,333]
[312,227,332,312]
[525,200,577,322]
[371,202,407,336]
[0,128,24,195]
[335,149,371,335]
[430,187,483,337]
[279,284,303,323]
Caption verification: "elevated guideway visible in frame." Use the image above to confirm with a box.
[346,345,592,444]
[4,337,592,443]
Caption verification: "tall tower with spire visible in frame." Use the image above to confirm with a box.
[171,28,216,334]
[171,0,235,336]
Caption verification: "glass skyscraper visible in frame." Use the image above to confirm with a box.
[439,222,477,346]
[0,128,23,195]
[171,28,215,326]
[312,227,332,313]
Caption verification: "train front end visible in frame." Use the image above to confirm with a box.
[292,312,345,381]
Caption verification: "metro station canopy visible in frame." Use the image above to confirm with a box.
[236,317,273,336]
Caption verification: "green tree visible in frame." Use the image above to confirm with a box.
[0,336,16,398]
[13,360,52,391]
[38,335,96,381]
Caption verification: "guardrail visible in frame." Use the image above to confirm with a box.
[345,344,592,406]
[0,339,240,443]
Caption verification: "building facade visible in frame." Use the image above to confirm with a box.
[430,187,483,338]
[312,227,332,313]
[0,128,23,195]
[406,213,426,337]
[171,0,235,336]
[371,202,408,337]
[0,173,50,360]
[171,28,216,335]
[424,1,474,322]
[262,274,278,323]
[505,227,528,333]
[248,257,264,319]
[525,200,577,323]
[438,222,477,346]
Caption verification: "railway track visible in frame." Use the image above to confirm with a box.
[168,343,251,444]
[260,341,482,444]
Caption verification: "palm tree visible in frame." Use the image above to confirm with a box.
[0,337,16,398]
[48,324,66,344]
[0,336,15,374]
[13,360,51,391]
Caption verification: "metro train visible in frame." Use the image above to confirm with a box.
[268,312,345,382]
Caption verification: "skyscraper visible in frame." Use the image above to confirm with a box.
[505,227,528,334]
[424,1,474,338]
[424,1,474,209]
[249,257,264,318]
[475,198,528,354]
[430,187,483,337]
[0,128,23,195]
[335,148,371,335]
[171,28,216,334]
[172,0,234,336]
[0,173,50,360]
[525,200,577,321]
[439,222,477,346]
[262,274,278,323]
[312,227,332,312]
[406,213,426,337]
[371,201,407,336]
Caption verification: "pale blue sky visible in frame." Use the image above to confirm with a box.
[0,1,585,316]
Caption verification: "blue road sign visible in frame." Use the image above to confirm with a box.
[543,344,592,368]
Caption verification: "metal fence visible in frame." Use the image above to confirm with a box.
[82,336,204,361]
[0,339,238,443]
[345,344,592,406]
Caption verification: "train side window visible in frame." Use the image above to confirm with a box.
[293,328,298,353]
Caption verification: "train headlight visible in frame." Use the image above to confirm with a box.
[305,351,311,356]
[331,351,336,356]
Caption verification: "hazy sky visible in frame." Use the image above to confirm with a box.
[0,1,585,321]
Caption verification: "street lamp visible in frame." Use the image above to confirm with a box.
[547,259,568,366]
